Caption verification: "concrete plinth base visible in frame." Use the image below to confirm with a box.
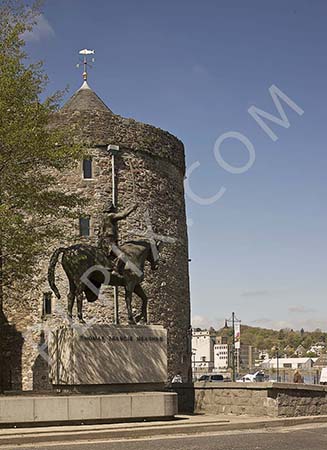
[0,392,177,426]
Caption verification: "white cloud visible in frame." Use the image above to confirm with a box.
[241,290,270,298]
[192,315,225,330]
[250,317,326,332]
[192,314,211,329]
[288,305,316,314]
[22,14,55,42]
[250,318,274,326]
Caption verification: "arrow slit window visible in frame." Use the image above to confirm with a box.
[42,292,52,317]
[83,158,93,179]
[79,217,90,236]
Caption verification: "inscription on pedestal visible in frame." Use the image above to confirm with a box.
[47,325,167,385]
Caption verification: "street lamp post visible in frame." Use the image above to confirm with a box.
[108,144,120,325]
[225,312,241,382]
[192,348,196,381]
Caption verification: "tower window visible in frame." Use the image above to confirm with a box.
[42,292,52,316]
[82,158,93,179]
[79,217,90,236]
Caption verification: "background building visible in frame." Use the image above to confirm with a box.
[238,345,258,373]
[192,330,259,376]
[214,343,229,370]
[261,357,315,370]
[192,330,216,374]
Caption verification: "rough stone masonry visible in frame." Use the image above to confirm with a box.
[2,81,191,391]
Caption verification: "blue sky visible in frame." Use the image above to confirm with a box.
[25,0,327,331]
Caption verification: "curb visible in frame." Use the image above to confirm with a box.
[1,415,327,446]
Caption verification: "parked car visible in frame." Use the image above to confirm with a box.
[236,371,265,383]
[198,374,225,382]
[236,375,253,383]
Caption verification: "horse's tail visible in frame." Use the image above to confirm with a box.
[48,247,65,299]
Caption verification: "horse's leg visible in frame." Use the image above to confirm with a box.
[67,279,76,320]
[76,285,85,323]
[133,284,148,324]
[109,272,125,287]
[125,284,136,325]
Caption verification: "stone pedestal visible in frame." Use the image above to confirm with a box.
[46,324,167,386]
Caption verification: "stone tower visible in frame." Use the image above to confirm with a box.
[3,78,191,390]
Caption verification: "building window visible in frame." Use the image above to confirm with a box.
[79,217,90,236]
[42,292,52,316]
[82,158,92,179]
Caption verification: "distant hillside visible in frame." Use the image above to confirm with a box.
[196,325,327,356]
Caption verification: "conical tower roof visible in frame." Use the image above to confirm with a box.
[51,78,185,173]
[61,81,112,113]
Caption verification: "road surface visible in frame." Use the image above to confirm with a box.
[2,423,327,450]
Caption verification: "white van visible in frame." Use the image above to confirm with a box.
[198,374,225,382]
[319,368,327,385]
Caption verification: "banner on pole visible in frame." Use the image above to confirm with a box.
[234,322,241,349]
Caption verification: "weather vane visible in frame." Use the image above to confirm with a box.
[76,49,95,82]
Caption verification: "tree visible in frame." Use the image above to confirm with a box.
[302,336,313,350]
[278,329,286,341]
[0,1,84,311]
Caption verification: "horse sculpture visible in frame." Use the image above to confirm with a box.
[47,240,160,324]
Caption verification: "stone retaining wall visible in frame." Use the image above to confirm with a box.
[172,382,327,417]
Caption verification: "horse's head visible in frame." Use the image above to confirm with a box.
[147,240,163,271]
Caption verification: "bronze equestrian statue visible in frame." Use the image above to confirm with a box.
[47,203,160,324]
[48,240,160,324]
[98,202,138,254]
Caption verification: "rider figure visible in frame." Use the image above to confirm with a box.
[98,202,138,256]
